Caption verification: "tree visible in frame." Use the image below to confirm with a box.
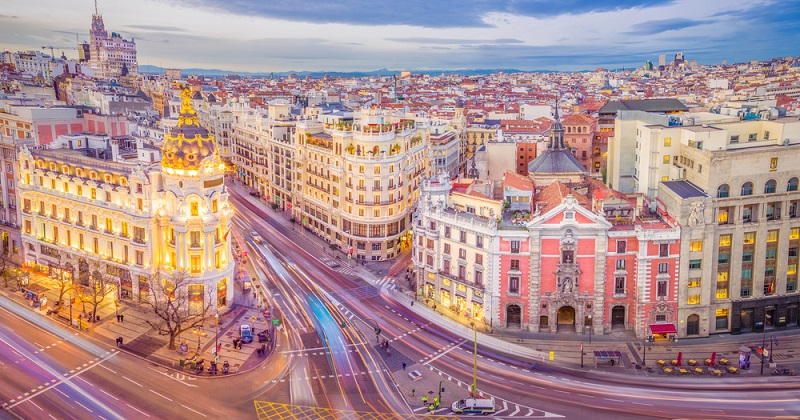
[143,270,214,350]
[0,244,11,288]
[78,258,114,323]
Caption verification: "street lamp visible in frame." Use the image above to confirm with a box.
[760,310,769,375]
[588,314,593,345]
[470,322,478,398]
[215,313,220,363]
[642,340,647,367]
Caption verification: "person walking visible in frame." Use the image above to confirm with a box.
[120,314,124,323]
[402,362,406,370]
[422,395,428,406]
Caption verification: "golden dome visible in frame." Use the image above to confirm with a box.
[161,88,218,171]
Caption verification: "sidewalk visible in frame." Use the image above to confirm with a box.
[1,263,275,376]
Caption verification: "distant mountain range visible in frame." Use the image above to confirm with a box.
[138,64,535,78]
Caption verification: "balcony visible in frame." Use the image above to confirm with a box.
[132,237,146,245]
[22,207,31,215]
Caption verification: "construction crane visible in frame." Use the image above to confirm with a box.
[41,46,77,59]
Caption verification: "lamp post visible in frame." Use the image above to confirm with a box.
[642,340,647,366]
[588,314,593,344]
[215,313,219,362]
[470,322,478,397]
[760,310,768,375]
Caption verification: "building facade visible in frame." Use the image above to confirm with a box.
[17,89,234,311]
[88,9,138,79]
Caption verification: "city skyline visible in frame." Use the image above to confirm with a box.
[1,0,798,73]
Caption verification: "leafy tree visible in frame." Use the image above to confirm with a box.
[142,270,213,350]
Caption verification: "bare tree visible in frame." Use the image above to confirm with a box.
[49,254,75,310]
[0,244,11,288]
[143,270,214,350]
[77,258,114,323]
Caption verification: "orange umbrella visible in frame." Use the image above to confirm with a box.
[677,352,683,366]
[710,352,716,367]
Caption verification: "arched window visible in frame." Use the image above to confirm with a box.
[764,179,777,194]
[788,177,799,192]
[717,184,729,198]
[741,181,753,196]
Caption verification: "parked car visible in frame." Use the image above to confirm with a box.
[240,324,253,344]
[250,231,263,243]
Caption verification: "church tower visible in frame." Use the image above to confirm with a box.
[158,88,234,312]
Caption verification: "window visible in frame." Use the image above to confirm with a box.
[743,232,756,245]
[443,243,450,255]
[742,252,753,263]
[509,276,520,294]
[510,259,520,270]
[444,226,451,238]
[616,259,626,270]
[766,248,777,260]
[716,274,729,299]
[741,182,753,196]
[91,188,97,199]
[135,250,144,266]
[476,236,483,249]
[659,243,669,257]
[716,184,729,198]
[105,217,112,232]
[791,228,800,240]
[614,277,625,295]
[372,243,381,251]
[656,279,668,298]
[716,309,729,329]
[790,247,798,258]
[658,262,669,274]
[718,253,730,265]
[690,240,703,252]
[475,270,483,285]
[459,230,467,243]
[764,130,770,140]
[687,294,700,305]
[212,200,218,213]
[458,248,467,259]
[748,133,757,142]
[788,264,797,275]
[767,230,779,242]
[719,234,731,247]
[190,202,199,216]
[765,179,777,194]
[616,240,627,253]
[442,260,450,274]
[730,135,739,143]
[718,208,729,224]
[663,155,670,164]
[190,255,201,273]
[458,265,466,279]
[688,278,701,288]
[664,137,671,147]
[788,177,799,192]
[510,240,520,253]
[475,254,483,265]
[689,259,702,269]
[105,191,111,202]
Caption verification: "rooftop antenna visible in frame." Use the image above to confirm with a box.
[94,0,99,16]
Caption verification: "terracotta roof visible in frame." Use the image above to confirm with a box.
[503,170,534,191]
[534,181,590,214]
[561,114,595,125]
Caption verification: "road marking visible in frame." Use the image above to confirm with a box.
[604,398,624,403]
[99,389,119,401]
[554,390,570,394]
[424,340,468,365]
[181,404,207,417]
[77,377,94,387]
[97,364,116,374]
[632,402,653,406]
[126,403,150,417]
[29,400,43,411]
[123,376,142,387]
[75,401,93,413]
[149,389,173,402]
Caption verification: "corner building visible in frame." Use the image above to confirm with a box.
[295,107,429,261]
[18,89,234,311]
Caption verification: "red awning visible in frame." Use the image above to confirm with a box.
[649,323,677,334]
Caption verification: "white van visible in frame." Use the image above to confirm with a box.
[451,398,495,414]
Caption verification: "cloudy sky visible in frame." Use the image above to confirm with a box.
[1,0,797,72]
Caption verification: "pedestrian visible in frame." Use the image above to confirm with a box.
[120,314,124,323]
[116,314,121,322]
[402,362,406,370]
[233,338,239,349]
[434,397,439,406]
[422,395,428,406]
[429,404,435,412]
[411,388,415,397]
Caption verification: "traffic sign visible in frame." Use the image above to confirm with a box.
[272,318,281,325]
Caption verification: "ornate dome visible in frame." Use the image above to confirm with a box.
[161,88,218,171]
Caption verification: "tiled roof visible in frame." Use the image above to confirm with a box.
[503,171,534,191]
[534,181,590,214]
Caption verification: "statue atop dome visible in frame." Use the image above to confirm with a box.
[161,87,219,172]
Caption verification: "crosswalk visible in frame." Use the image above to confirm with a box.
[318,256,358,276]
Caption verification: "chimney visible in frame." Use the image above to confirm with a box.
[110,138,120,162]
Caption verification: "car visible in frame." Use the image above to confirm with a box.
[250,231,263,243]
[240,324,253,344]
